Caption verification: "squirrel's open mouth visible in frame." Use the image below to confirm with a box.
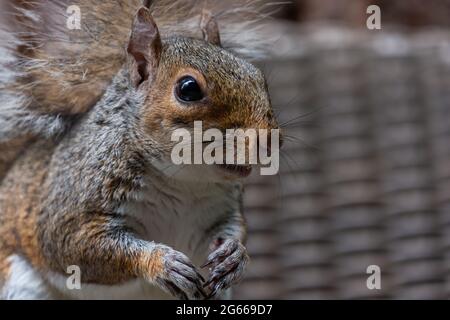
[217,164,252,177]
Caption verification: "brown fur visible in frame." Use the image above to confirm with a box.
[0,0,279,182]
[0,141,51,270]
[0,3,280,299]
[0,135,33,181]
[0,142,167,285]
[141,37,277,148]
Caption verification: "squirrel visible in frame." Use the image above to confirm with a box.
[0,0,281,299]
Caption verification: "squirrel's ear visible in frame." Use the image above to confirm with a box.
[127,7,161,87]
[200,9,221,47]
[143,0,152,8]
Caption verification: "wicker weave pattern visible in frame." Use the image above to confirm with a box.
[234,27,450,299]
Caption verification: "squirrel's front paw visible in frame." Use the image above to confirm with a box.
[202,239,249,299]
[149,245,207,300]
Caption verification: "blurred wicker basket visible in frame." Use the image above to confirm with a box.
[234,25,450,299]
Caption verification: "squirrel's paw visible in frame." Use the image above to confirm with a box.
[201,239,249,299]
[151,245,207,300]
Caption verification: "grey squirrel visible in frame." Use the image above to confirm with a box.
[0,0,281,299]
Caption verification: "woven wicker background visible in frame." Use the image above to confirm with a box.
[234,25,450,299]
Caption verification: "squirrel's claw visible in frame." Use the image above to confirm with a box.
[153,246,207,300]
[202,239,249,299]
[156,279,189,300]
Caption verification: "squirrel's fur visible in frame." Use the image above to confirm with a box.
[1,0,272,115]
[0,0,276,180]
[0,1,280,299]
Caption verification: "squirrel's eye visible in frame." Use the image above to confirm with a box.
[176,76,204,102]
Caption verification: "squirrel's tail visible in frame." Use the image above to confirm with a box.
[0,0,277,117]
[0,0,278,181]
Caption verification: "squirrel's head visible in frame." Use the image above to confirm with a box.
[127,7,281,182]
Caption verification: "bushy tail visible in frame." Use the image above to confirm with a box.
[1,0,277,116]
